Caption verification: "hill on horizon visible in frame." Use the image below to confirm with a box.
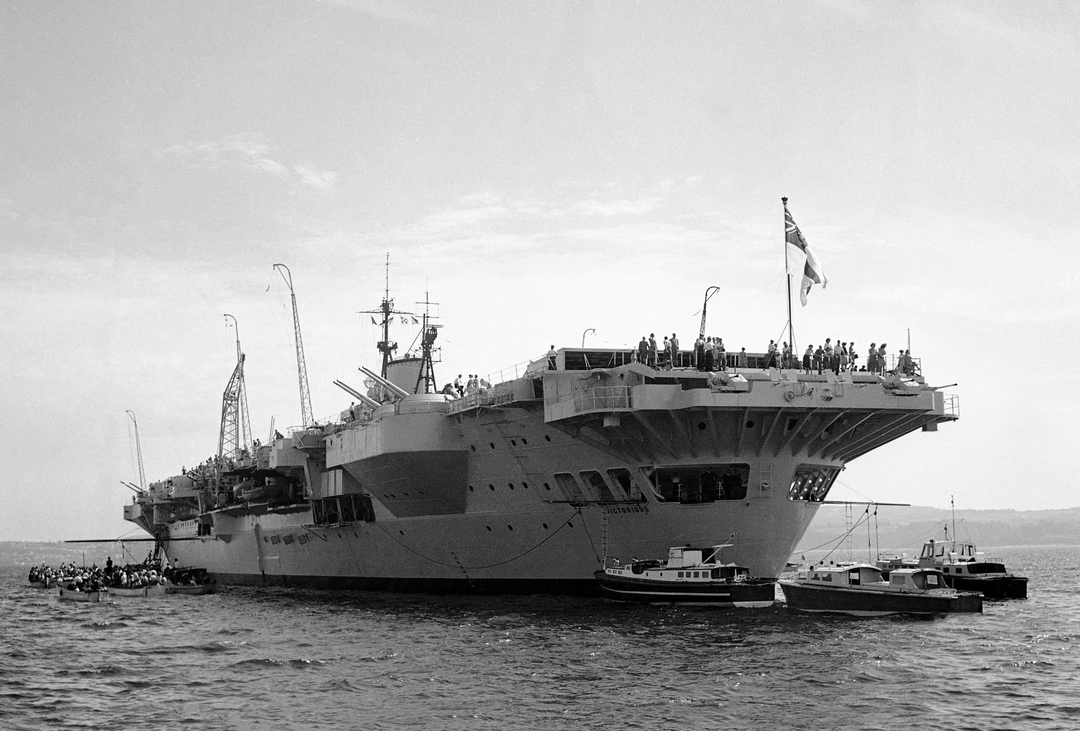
[797,505,1080,554]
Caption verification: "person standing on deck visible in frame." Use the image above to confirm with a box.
[547,346,557,370]
[670,333,679,369]
[638,336,649,364]
[695,336,705,371]
[764,340,778,370]
[648,333,658,368]
[802,346,813,373]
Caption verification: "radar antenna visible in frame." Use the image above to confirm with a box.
[218,314,253,462]
[273,264,314,427]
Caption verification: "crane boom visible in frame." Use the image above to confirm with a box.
[274,264,314,427]
[219,314,253,461]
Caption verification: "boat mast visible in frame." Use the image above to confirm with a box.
[273,264,314,427]
[358,254,407,380]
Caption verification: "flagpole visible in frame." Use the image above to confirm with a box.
[782,197,795,357]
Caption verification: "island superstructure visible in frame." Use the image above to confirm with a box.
[124,284,958,593]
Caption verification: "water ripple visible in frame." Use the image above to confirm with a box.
[2,546,1079,731]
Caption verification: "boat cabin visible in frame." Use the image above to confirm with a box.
[919,539,1007,574]
[800,564,951,592]
[604,544,751,583]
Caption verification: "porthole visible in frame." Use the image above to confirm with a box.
[508,482,514,490]
[470,445,476,452]
[507,525,514,531]
[489,484,495,491]
[545,435,551,442]
[399,530,404,536]
[469,485,474,492]
[486,526,492,531]
[522,438,528,445]
[511,439,517,446]
[697,422,707,430]
[490,442,496,449]
[746,420,755,429]
[568,521,574,528]
[522,482,529,490]
[542,523,549,529]
[544,483,551,491]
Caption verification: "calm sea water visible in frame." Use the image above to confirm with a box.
[2,544,1078,731]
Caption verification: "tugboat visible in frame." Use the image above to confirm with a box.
[914,499,1028,599]
[917,539,1028,599]
[779,563,982,616]
[594,545,776,607]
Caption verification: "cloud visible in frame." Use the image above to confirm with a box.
[156,134,336,193]
[293,165,338,192]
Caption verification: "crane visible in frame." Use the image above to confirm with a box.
[218,314,253,461]
[125,409,146,491]
[698,286,721,341]
[273,264,314,427]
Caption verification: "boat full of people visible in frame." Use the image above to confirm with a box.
[595,544,776,606]
[779,562,983,616]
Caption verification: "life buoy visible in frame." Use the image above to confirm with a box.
[784,390,796,402]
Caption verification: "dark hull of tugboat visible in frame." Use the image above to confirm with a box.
[779,583,982,616]
[594,571,775,607]
[945,575,1028,599]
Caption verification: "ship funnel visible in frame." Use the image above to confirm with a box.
[333,380,381,409]
[358,366,409,401]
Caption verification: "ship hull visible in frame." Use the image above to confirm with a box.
[162,496,818,594]
[134,356,957,595]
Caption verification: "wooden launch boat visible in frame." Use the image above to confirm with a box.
[58,588,105,603]
[779,563,982,616]
[166,568,217,594]
[109,583,167,598]
[917,539,1028,599]
[594,545,775,607]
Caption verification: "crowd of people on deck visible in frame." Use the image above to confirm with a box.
[625,333,920,377]
[425,332,922,404]
[443,374,491,398]
[28,554,204,592]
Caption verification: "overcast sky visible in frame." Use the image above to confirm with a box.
[2,1,1077,542]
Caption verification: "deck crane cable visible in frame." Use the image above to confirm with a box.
[273,264,314,428]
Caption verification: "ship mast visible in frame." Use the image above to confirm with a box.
[218,314,252,462]
[782,197,796,355]
[273,263,314,427]
[414,289,441,394]
[359,254,411,380]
